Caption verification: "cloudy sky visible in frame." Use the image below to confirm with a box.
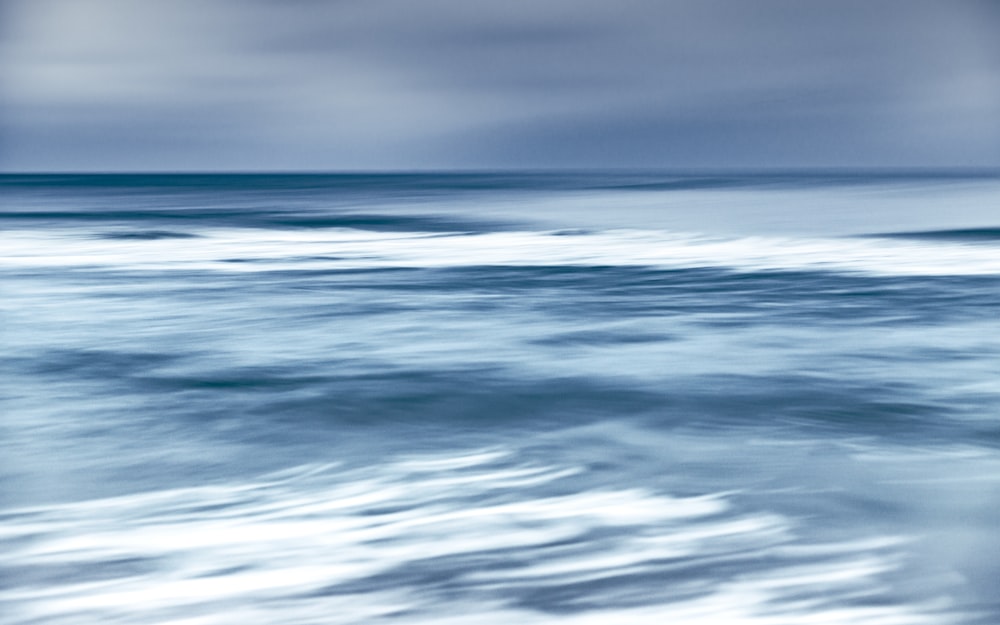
[2,0,999,171]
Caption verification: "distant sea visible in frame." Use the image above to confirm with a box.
[2,172,1000,624]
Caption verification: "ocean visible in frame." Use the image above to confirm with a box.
[2,172,999,624]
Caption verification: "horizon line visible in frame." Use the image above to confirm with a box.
[3,166,1000,177]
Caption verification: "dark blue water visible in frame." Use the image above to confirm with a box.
[2,173,1000,624]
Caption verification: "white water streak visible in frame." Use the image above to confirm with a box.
[0,449,953,625]
[3,227,1000,276]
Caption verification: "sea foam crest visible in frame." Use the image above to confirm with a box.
[4,227,1000,276]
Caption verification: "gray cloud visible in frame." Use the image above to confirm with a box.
[2,0,999,170]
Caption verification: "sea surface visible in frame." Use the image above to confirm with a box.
[2,172,1000,624]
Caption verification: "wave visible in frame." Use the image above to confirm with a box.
[97,230,201,240]
[4,226,1000,276]
[0,210,507,233]
[865,227,1000,242]
[0,448,950,625]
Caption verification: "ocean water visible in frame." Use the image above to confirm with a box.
[2,172,999,624]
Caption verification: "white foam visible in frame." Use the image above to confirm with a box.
[3,227,1000,276]
[0,448,955,625]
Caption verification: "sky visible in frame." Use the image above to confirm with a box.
[2,0,999,172]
